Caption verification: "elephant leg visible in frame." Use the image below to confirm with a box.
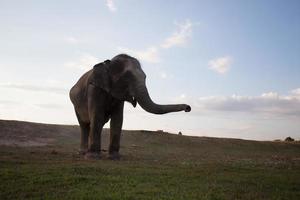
[75,110,89,154]
[109,101,124,160]
[85,114,105,159]
[85,85,107,159]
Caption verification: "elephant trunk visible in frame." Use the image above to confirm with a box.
[134,85,191,114]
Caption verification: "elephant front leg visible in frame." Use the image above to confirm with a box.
[85,115,104,160]
[85,85,107,160]
[109,101,124,160]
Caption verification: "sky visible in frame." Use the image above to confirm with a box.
[0,0,299,140]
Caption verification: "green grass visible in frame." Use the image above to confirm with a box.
[0,120,300,199]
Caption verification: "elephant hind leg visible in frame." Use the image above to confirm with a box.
[75,110,90,154]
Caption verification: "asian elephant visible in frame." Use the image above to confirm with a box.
[69,54,191,160]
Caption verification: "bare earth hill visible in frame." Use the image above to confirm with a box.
[0,119,299,199]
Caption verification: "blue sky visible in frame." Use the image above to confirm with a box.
[0,0,299,140]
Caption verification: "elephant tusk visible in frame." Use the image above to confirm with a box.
[131,97,137,107]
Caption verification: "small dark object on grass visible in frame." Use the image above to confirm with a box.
[178,131,182,135]
[285,137,295,142]
[50,150,58,155]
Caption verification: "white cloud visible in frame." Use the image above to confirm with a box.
[64,53,99,71]
[106,0,117,12]
[159,71,174,79]
[208,56,233,74]
[291,88,300,97]
[35,103,65,109]
[161,19,193,49]
[118,46,160,63]
[180,94,186,99]
[193,88,300,117]
[0,100,16,105]
[173,93,189,104]
[0,82,68,95]
[261,92,279,99]
[0,101,75,125]
[117,19,194,64]
[65,36,79,44]
[160,72,168,79]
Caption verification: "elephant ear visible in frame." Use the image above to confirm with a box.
[108,59,133,100]
[110,70,132,100]
[90,58,133,101]
[89,60,112,93]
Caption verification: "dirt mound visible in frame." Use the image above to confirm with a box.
[0,120,79,146]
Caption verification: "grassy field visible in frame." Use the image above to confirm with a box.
[0,120,299,199]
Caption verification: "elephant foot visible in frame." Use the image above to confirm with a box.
[84,152,102,160]
[108,152,120,160]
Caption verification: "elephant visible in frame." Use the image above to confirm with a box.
[69,54,191,160]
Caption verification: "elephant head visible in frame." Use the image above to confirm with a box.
[90,54,191,114]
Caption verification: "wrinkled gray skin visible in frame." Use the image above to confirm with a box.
[70,54,191,160]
